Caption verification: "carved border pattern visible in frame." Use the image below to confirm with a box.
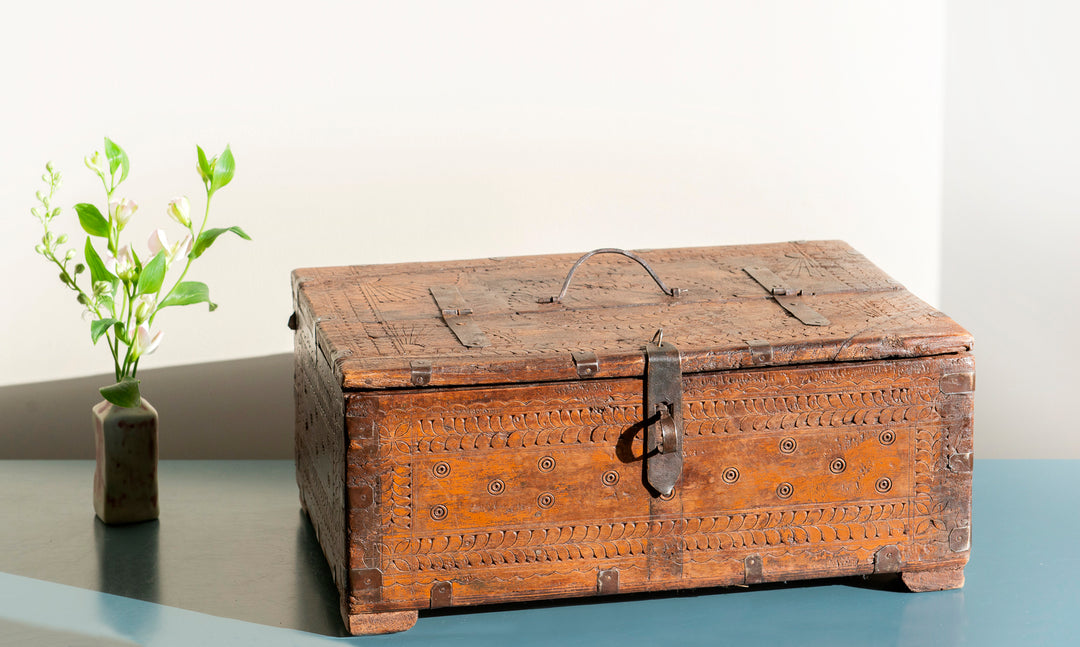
[383,502,907,572]
[908,407,951,560]
[375,383,936,457]
[381,545,883,590]
[383,464,412,531]
[361,359,960,580]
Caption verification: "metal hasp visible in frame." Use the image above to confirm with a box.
[743,266,830,327]
[645,338,683,496]
[429,285,491,348]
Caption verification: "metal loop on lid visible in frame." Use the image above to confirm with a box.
[538,248,684,304]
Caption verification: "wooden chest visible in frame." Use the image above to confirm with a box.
[290,241,975,635]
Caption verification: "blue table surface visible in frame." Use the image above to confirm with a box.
[0,459,1076,646]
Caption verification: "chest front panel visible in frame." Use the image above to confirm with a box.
[343,353,973,612]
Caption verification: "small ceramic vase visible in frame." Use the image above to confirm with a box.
[93,398,159,524]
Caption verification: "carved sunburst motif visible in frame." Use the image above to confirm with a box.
[363,283,428,303]
[781,252,830,280]
[385,323,424,348]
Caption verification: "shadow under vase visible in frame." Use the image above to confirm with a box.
[93,517,161,643]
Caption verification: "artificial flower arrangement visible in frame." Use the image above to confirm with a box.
[31,138,249,407]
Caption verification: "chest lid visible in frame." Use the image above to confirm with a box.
[292,240,972,390]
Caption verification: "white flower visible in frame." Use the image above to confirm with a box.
[133,324,163,357]
[174,233,193,263]
[84,151,108,177]
[148,229,169,256]
[148,229,193,265]
[110,198,138,230]
[112,245,136,281]
[166,196,191,228]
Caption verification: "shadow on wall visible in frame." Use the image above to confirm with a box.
[1,355,293,459]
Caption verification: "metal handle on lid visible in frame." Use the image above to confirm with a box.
[537,248,684,304]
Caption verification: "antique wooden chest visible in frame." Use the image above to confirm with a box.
[290,241,974,635]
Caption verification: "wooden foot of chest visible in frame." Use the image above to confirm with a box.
[902,566,966,592]
[346,610,418,635]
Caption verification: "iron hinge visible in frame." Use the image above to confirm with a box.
[744,266,830,327]
[429,285,491,348]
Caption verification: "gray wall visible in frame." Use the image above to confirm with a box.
[941,0,1080,458]
[1,355,293,459]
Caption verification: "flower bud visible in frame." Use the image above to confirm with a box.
[68,251,78,263]
[34,244,45,255]
[57,234,68,245]
[93,281,113,297]
[134,295,155,323]
[51,208,61,218]
[197,156,216,183]
[110,198,138,230]
[77,294,89,305]
[59,272,71,285]
[166,196,191,227]
[31,207,42,218]
[84,151,108,177]
[46,161,55,173]
[36,191,45,202]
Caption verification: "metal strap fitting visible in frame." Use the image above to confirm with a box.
[572,351,599,378]
[645,336,683,496]
[744,266,830,327]
[410,360,432,386]
[429,285,491,348]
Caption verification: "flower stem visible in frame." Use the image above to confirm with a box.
[151,193,211,326]
[120,281,136,378]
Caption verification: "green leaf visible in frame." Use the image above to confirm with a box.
[209,145,235,195]
[196,145,212,183]
[100,377,141,408]
[191,226,251,259]
[104,137,130,184]
[90,318,119,344]
[158,281,218,311]
[114,322,128,345]
[75,203,109,237]
[136,251,167,295]
[84,238,118,290]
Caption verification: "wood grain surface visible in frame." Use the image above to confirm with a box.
[292,241,974,634]
[292,241,972,389]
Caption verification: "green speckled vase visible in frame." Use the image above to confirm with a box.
[93,398,159,524]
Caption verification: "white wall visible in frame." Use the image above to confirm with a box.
[0,2,945,387]
[942,1,1080,458]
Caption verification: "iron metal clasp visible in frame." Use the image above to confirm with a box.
[645,335,683,496]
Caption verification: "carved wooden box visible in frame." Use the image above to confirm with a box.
[290,241,974,635]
